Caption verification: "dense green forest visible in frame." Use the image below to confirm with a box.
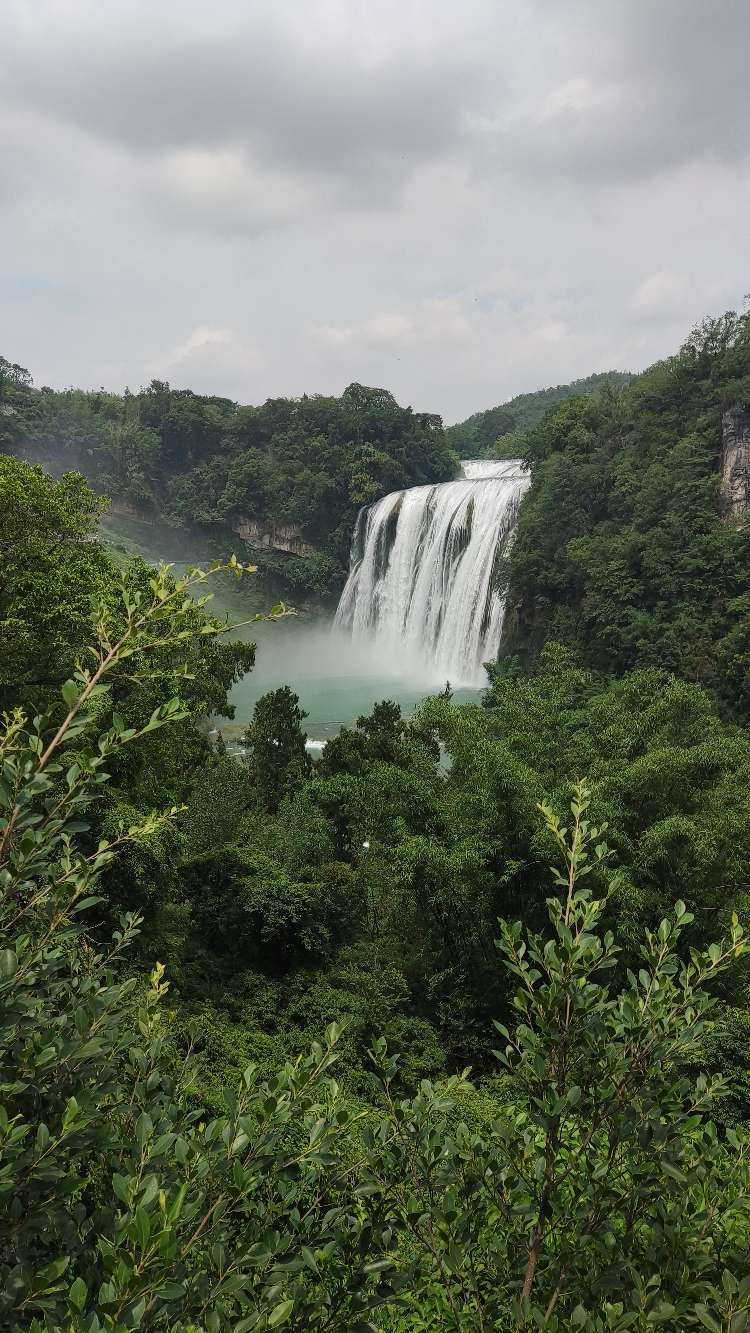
[0,360,456,597]
[445,371,632,457]
[2,309,750,1329]
[501,310,750,721]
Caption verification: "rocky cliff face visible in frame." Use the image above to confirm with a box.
[106,498,155,522]
[230,516,316,557]
[721,407,750,517]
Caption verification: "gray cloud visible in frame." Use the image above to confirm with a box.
[481,0,750,183]
[0,0,748,421]
[1,5,489,187]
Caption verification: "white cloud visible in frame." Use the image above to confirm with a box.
[532,319,570,345]
[139,148,318,237]
[310,300,475,353]
[150,327,265,393]
[631,271,690,318]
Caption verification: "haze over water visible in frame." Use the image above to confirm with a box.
[100,511,482,745]
[226,615,480,744]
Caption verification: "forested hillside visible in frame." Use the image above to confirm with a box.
[446,370,631,456]
[2,310,750,1329]
[501,310,750,720]
[0,361,457,594]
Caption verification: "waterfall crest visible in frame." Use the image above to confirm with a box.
[334,459,530,687]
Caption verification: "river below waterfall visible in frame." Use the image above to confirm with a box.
[99,511,482,747]
[223,616,480,746]
[101,457,528,743]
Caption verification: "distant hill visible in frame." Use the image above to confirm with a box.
[446,371,632,456]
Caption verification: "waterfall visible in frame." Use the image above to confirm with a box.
[334,459,530,687]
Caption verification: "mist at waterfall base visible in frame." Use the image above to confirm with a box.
[226,616,480,747]
[229,458,529,743]
[101,458,528,746]
[100,510,476,742]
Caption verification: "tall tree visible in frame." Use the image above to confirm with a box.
[244,686,311,813]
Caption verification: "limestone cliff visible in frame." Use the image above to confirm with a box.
[229,516,316,557]
[721,407,750,517]
[106,498,155,522]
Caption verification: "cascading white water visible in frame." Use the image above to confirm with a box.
[334,459,530,687]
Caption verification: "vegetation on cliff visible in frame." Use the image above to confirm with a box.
[0,362,457,595]
[500,310,750,720]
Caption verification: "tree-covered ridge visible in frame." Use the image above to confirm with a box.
[0,362,458,592]
[501,310,750,719]
[446,370,632,457]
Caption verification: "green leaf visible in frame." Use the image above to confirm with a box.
[134,1205,151,1249]
[158,1281,184,1301]
[38,1255,70,1284]
[112,1173,130,1203]
[301,1246,319,1274]
[72,895,105,914]
[62,679,79,709]
[130,1295,147,1326]
[62,1097,80,1130]
[662,1160,688,1186]
[268,1300,294,1327]
[0,950,18,980]
[135,1111,153,1145]
[695,1310,723,1333]
[69,1277,87,1311]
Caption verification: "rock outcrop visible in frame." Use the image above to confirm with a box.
[721,407,750,517]
[106,499,155,522]
[230,516,316,558]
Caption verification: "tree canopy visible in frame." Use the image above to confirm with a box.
[501,310,750,719]
[1,370,458,596]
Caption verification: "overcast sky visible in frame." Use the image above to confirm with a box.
[2,0,749,422]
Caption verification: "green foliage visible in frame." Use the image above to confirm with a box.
[502,311,750,718]
[364,785,750,1329]
[2,366,458,596]
[185,751,255,856]
[244,687,311,814]
[254,552,343,598]
[0,565,403,1332]
[180,843,349,971]
[0,456,110,708]
[0,355,34,450]
[1,572,750,1328]
[0,453,260,938]
[446,371,631,457]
